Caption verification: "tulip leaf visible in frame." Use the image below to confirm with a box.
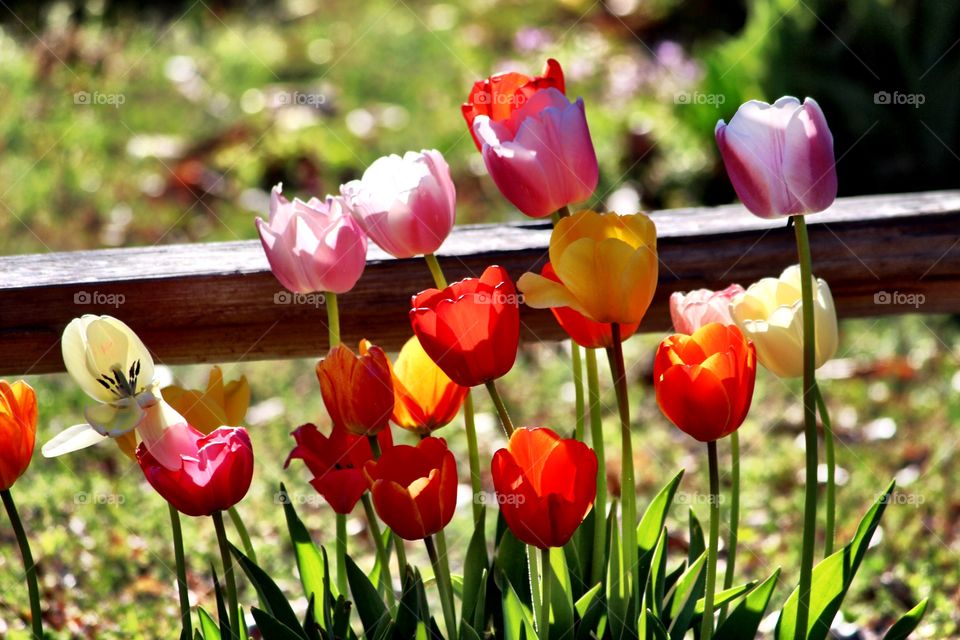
[461,507,489,626]
[640,607,670,640]
[395,567,424,640]
[230,543,307,638]
[280,483,330,622]
[345,554,390,637]
[687,508,705,564]
[211,565,231,640]
[302,598,322,640]
[605,501,628,640]
[251,608,308,640]
[693,580,759,616]
[637,471,684,594]
[775,481,895,640]
[883,598,929,639]
[548,546,575,635]
[494,525,531,608]
[502,580,536,640]
[714,569,780,640]
[471,568,489,633]
[647,528,668,618]
[320,546,335,633]
[331,593,353,640]
[198,607,220,640]
[665,551,706,639]
[574,583,605,640]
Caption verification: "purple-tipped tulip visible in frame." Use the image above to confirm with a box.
[474,87,598,219]
[716,97,837,219]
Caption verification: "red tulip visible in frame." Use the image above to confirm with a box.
[653,323,757,442]
[491,427,597,549]
[540,262,639,348]
[409,265,520,387]
[0,380,37,491]
[317,341,395,436]
[462,58,565,150]
[285,422,393,514]
[137,424,254,517]
[363,437,457,541]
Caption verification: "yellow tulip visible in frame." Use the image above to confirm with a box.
[390,336,468,434]
[730,265,839,378]
[162,366,250,435]
[517,211,658,324]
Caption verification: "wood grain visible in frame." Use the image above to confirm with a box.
[1,189,958,376]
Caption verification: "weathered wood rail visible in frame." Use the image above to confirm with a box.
[1,190,958,376]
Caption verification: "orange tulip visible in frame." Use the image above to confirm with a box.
[0,381,38,490]
[317,341,394,436]
[390,336,468,434]
[653,323,757,442]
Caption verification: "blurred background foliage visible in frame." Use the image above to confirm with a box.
[0,0,959,637]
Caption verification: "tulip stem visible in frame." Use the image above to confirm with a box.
[228,506,257,565]
[485,380,515,436]
[425,535,458,640]
[556,206,571,219]
[793,215,818,640]
[335,514,348,595]
[718,431,740,626]
[571,343,586,441]
[608,324,638,617]
[701,441,721,640]
[326,292,340,348]
[527,545,542,632]
[463,391,484,524]
[212,510,240,639]
[168,502,193,639]
[816,383,836,557]
[540,547,552,640]
[424,253,449,288]
[585,348,607,587]
[361,493,397,609]
[1,489,43,640]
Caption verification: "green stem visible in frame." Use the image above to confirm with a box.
[585,348,607,587]
[326,291,340,348]
[556,206,571,219]
[361,493,397,609]
[424,253,449,289]
[1,489,43,639]
[701,441,721,640]
[435,530,454,615]
[571,343,586,441]
[485,380,515,436]
[335,514,348,595]
[608,324,638,617]
[527,545,542,632]
[816,383,836,557]
[168,502,192,638]
[425,535,458,640]
[395,533,409,582]
[228,506,257,565]
[213,510,240,639]
[463,391,484,524]
[540,547,552,640]
[718,431,740,625]
[794,215,818,640]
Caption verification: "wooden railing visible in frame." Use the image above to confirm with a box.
[1,189,958,376]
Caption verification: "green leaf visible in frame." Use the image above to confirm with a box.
[494,524,530,607]
[198,607,220,640]
[331,594,353,640]
[643,608,670,640]
[459,621,482,640]
[346,554,390,637]
[688,508,705,564]
[693,581,759,616]
[212,565,232,639]
[715,569,781,640]
[574,583,605,640]
[471,568,489,633]
[605,502,627,640]
[884,598,929,640]
[502,580,536,640]
[637,471,684,594]
[775,481,895,640]
[648,528,668,618]
[548,546,575,634]
[230,543,306,637]
[280,483,331,618]
[461,507,488,626]
[395,568,422,640]
[302,599,321,640]
[665,551,706,638]
[251,608,308,640]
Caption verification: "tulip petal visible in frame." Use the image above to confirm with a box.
[42,423,109,457]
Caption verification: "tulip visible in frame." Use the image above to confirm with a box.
[410,265,520,387]
[285,422,393,514]
[389,336,468,434]
[715,97,837,219]
[363,437,457,540]
[163,366,250,435]
[491,426,597,549]
[137,421,254,517]
[317,340,395,436]
[462,58,565,150]
[730,265,838,378]
[539,262,639,348]
[341,150,456,259]
[256,184,368,294]
[654,323,757,442]
[669,284,745,335]
[474,87,598,218]
[0,381,37,491]
[518,211,658,324]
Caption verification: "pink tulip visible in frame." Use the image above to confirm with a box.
[340,150,456,259]
[474,87,598,218]
[670,284,745,335]
[715,97,837,219]
[256,185,368,294]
